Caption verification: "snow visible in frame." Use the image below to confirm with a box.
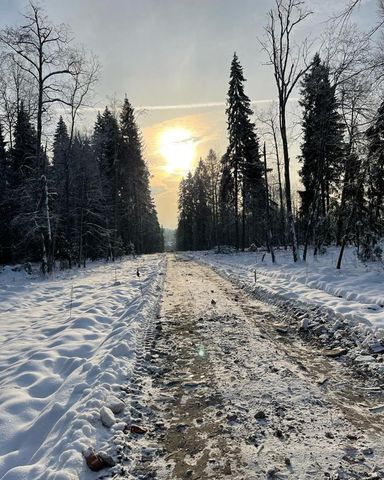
[1,248,383,478]
[0,254,165,480]
[188,246,384,331]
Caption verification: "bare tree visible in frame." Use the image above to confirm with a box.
[333,0,384,34]
[0,54,37,148]
[256,103,287,248]
[261,0,312,262]
[0,2,95,273]
[322,22,382,92]
[54,52,99,266]
[321,19,381,254]
[65,52,99,151]
[0,4,79,174]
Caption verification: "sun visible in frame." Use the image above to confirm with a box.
[159,127,197,175]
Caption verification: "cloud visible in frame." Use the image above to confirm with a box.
[173,135,202,145]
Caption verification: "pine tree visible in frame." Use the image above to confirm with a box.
[226,53,264,250]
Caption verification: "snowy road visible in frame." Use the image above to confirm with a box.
[122,254,384,480]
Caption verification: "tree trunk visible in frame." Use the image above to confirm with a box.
[280,104,299,262]
[234,154,239,250]
[263,144,275,263]
[272,126,286,249]
[336,142,353,245]
[43,175,54,273]
[241,184,246,251]
[78,206,84,268]
[36,44,54,273]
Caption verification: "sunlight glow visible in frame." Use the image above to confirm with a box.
[159,127,197,175]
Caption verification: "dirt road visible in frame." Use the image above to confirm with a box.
[123,254,384,479]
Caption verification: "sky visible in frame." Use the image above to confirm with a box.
[0,0,377,228]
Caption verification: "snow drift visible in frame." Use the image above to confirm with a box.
[0,254,165,480]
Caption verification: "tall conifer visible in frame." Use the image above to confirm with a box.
[225,53,264,250]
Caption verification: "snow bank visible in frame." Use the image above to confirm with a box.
[188,247,384,331]
[0,254,165,480]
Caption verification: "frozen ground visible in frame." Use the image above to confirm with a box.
[0,255,165,480]
[188,247,384,332]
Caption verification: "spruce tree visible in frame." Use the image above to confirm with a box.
[119,98,162,254]
[119,98,143,253]
[226,53,264,250]
[299,53,344,254]
[0,123,7,195]
[10,103,36,189]
[71,133,110,265]
[0,97,163,266]
[193,159,212,250]
[219,153,235,247]
[9,103,39,261]
[52,117,71,265]
[177,152,224,251]
[366,100,384,237]
[0,123,10,263]
[176,173,195,251]
[204,149,221,248]
[93,107,120,260]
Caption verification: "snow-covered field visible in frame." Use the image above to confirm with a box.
[0,255,165,480]
[188,247,384,332]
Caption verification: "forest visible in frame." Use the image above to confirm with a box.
[176,1,384,269]
[0,3,163,273]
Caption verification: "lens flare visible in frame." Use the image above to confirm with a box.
[197,345,205,357]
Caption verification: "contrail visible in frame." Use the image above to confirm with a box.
[137,98,299,111]
[55,97,299,113]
